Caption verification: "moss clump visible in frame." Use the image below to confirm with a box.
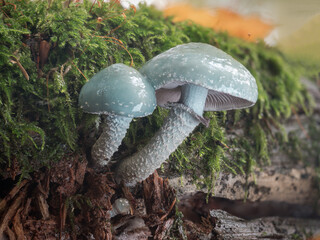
[0,0,187,178]
[0,0,314,190]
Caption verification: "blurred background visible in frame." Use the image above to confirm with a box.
[119,0,320,69]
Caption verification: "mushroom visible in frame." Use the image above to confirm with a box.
[108,198,131,218]
[115,43,258,186]
[79,63,156,166]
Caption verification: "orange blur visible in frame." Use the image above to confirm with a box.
[164,4,273,42]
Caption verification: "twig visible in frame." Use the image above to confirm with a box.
[3,2,16,10]
[89,0,96,13]
[59,193,67,239]
[109,12,127,35]
[160,198,176,221]
[4,227,15,240]
[37,194,50,220]
[63,65,72,76]
[0,185,28,238]
[91,35,123,44]
[70,60,88,81]
[217,140,230,149]
[104,39,133,66]
[13,209,25,240]
[0,179,28,212]
[10,56,29,80]
[22,198,32,219]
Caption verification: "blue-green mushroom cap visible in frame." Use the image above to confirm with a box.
[140,42,258,111]
[79,63,156,118]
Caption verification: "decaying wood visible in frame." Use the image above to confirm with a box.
[0,180,28,212]
[5,227,15,240]
[177,192,320,240]
[113,172,177,239]
[113,216,152,240]
[178,191,318,223]
[217,166,318,204]
[122,185,137,213]
[0,185,28,239]
[211,209,320,240]
[23,219,58,239]
[136,171,176,238]
[83,170,114,239]
[50,154,87,197]
[154,218,174,240]
[59,198,67,234]
[22,198,32,218]
[12,210,24,240]
[170,161,318,210]
[160,198,176,221]
[36,194,50,220]
[143,171,176,226]
[183,218,215,240]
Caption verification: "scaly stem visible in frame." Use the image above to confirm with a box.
[91,115,132,166]
[116,84,208,186]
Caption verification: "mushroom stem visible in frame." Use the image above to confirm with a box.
[116,84,208,186]
[180,84,208,115]
[91,115,132,166]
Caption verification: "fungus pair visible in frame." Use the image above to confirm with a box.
[79,43,258,186]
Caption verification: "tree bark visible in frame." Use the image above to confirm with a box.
[211,209,320,240]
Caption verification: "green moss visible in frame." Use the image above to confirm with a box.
[0,0,315,189]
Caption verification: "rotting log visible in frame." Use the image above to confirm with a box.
[170,165,318,205]
[216,165,318,204]
[178,192,319,221]
[178,192,320,239]
[211,209,320,240]
[166,78,320,238]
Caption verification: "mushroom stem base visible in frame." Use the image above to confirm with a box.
[115,107,201,186]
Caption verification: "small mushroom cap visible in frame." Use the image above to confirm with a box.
[140,43,258,111]
[79,63,156,118]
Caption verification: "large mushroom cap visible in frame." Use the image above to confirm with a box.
[79,63,156,118]
[139,42,258,111]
